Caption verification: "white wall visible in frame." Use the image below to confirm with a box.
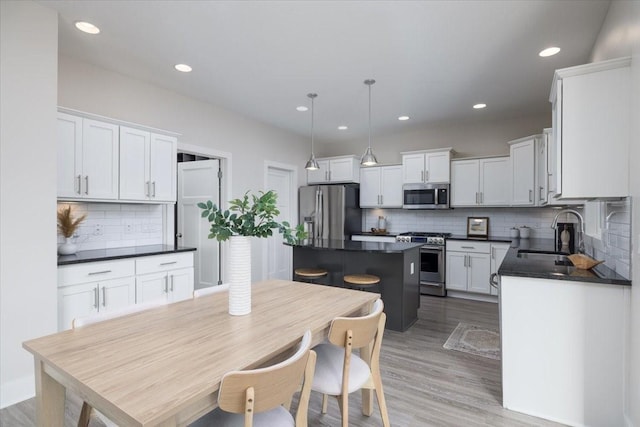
[58,55,310,283]
[318,113,550,162]
[0,1,59,408]
[589,1,640,425]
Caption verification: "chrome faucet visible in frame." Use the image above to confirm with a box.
[551,209,585,253]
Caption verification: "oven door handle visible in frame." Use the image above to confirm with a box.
[420,246,443,251]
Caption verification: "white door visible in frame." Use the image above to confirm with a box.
[136,272,168,304]
[266,165,294,280]
[178,160,220,290]
[380,165,403,207]
[480,157,510,206]
[169,267,194,302]
[100,277,136,313]
[307,159,329,184]
[119,126,150,201]
[402,153,425,183]
[359,167,381,207]
[150,134,177,202]
[510,140,535,205]
[445,252,468,291]
[451,160,479,206]
[467,252,491,294]
[57,113,83,198]
[82,119,119,200]
[425,151,450,183]
[58,283,98,331]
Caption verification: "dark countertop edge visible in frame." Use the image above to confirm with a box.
[499,267,632,287]
[447,235,513,243]
[58,245,197,266]
[286,240,422,254]
[352,232,399,237]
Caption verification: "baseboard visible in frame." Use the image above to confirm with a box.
[0,375,35,409]
[447,291,498,303]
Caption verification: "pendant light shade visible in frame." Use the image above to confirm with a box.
[361,79,378,166]
[305,93,320,170]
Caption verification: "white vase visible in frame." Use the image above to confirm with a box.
[228,235,251,315]
[58,237,77,255]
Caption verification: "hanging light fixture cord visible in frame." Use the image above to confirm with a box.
[361,79,378,166]
[305,93,319,170]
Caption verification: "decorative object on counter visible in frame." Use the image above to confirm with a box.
[443,322,500,360]
[57,205,86,255]
[519,226,531,239]
[377,215,387,232]
[360,79,378,166]
[556,222,575,253]
[467,217,489,239]
[198,190,307,315]
[567,253,604,270]
[304,93,320,171]
[509,227,520,238]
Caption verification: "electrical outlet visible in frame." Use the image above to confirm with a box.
[93,224,103,236]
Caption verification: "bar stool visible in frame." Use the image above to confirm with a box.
[295,267,328,283]
[343,273,380,292]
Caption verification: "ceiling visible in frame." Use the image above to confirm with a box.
[42,0,611,143]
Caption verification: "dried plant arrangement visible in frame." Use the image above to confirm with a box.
[57,205,86,238]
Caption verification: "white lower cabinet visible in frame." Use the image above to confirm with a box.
[445,241,491,294]
[58,252,194,331]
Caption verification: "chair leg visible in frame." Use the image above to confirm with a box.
[337,394,348,427]
[77,401,92,427]
[321,394,328,413]
[372,369,390,427]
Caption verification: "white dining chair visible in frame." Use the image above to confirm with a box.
[193,283,229,298]
[72,299,167,427]
[311,299,389,427]
[190,330,316,427]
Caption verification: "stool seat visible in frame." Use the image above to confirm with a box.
[295,268,328,279]
[344,273,380,286]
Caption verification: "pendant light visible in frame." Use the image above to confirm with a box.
[305,93,320,170]
[361,79,378,166]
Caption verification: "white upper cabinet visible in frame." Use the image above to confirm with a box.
[120,126,177,202]
[509,136,536,206]
[451,157,509,207]
[57,113,119,200]
[307,156,360,184]
[359,165,403,208]
[401,148,452,184]
[550,57,631,199]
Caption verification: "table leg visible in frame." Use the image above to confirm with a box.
[34,358,65,427]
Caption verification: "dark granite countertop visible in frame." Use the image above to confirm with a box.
[58,245,197,266]
[287,239,422,253]
[352,231,399,237]
[498,238,631,286]
[447,235,513,243]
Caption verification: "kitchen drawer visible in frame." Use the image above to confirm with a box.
[446,241,490,254]
[136,252,194,275]
[58,259,135,287]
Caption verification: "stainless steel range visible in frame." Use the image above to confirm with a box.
[396,232,450,297]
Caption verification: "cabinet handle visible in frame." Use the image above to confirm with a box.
[76,175,82,195]
[475,192,479,204]
[325,171,328,181]
[164,277,169,294]
[425,170,429,181]
[85,176,89,195]
[480,192,483,204]
[463,255,467,267]
[170,275,174,292]
[102,286,106,307]
[529,189,533,202]
[491,247,495,259]
[467,255,471,268]
[88,270,112,275]
[421,170,424,182]
[539,186,544,200]
[160,261,177,266]
[461,246,475,249]
[146,181,150,197]
[152,181,156,197]
[93,286,99,309]
[380,194,383,205]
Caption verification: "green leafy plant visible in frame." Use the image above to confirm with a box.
[197,190,307,244]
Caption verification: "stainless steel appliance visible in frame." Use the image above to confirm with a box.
[402,183,450,209]
[396,232,450,296]
[299,184,362,240]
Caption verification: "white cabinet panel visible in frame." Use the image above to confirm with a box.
[359,167,380,207]
[82,119,119,200]
[119,126,150,200]
[306,160,329,183]
[451,160,479,206]
[509,138,535,206]
[136,271,168,304]
[467,253,491,294]
[480,157,510,206]
[401,153,425,184]
[100,277,136,313]
[169,268,195,303]
[446,241,491,295]
[425,151,451,183]
[401,149,451,184]
[149,134,177,202]
[57,113,82,198]
[307,157,359,184]
[445,252,468,291]
[359,165,402,208]
[58,283,98,331]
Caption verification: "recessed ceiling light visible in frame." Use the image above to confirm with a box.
[174,64,192,73]
[398,116,410,121]
[296,106,308,112]
[338,125,348,130]
[75,21,100,34]
[473,103,487,109]
[539,47,561,57]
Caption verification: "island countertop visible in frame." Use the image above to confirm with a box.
[287,239,423,253]
[498,238,631,286]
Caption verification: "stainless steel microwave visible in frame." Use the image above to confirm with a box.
[402,183,450,209]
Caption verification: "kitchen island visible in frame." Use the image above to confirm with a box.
[497,238,631,426]
[289,239,422,332]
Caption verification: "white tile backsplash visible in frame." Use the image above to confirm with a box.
[57,202,164,251]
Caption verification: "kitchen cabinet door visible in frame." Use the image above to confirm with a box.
[149,134,177,202]
[58,283,98,331]
[119,126,150,201]
[359,167,381,207]
[329,157,357,183]
[136,272,169,304]
[467,253,491,294]
[510,138,535,206]
[307,160,330,184]
[57,113,83,198]
[425,151,450,183]
[445,252,468,291]
[101,277,136,313]
[380,165,403,207]
[451,160,479,206]
[480,157,509,206]
[82,119,119,200]
[536,135,548,205]
[168,268,194,302]
[402,153,425,184]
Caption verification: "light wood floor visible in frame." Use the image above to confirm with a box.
[0,296,564,426]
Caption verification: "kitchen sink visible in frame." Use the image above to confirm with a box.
[517,250,573,266]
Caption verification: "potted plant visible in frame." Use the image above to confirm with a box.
[57,205,86,255]
[198,190,306,315]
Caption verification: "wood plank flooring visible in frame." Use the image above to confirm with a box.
[0,296,564,426]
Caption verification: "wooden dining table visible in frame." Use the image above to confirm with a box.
[23,279,379,427]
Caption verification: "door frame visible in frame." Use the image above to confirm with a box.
[165,142,232,283]
[262,160,298,280]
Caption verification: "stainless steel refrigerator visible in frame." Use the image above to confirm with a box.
[299,184,361,240]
